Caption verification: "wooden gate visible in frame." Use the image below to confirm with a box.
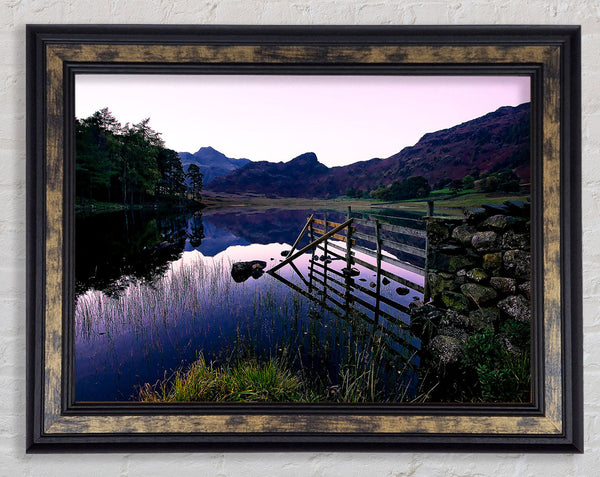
[267,207,428,359]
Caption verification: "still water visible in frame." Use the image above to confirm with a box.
[74,206,425,402]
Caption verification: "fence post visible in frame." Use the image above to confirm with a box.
[424,201,433,302]
[427,200,434,217]
[308,216,314,292]
[374,219,382,325]
[345,206,353,270]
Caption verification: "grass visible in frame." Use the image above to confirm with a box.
[139,355,301,402]
[200,189,529,218]
[138,328,418,404]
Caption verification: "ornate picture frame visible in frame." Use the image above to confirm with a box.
[26,25,582,452]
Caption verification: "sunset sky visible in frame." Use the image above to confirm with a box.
[76,74,530,167]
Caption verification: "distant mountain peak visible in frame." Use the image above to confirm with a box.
[178,146,251,184]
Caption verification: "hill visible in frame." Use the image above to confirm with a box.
[205,103,530,198]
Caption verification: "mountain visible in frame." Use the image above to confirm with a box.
[206,152,332,197]
[205,103,530,198]
[178,146,251,184]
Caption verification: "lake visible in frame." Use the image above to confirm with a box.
[74,205,426,402]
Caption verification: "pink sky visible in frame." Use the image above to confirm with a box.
[76,75,530,167]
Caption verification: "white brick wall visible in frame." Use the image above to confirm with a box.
[1,1,596,475]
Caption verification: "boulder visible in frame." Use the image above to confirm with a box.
[503,200,531,217]
[460,283,497,305]
[451,224,477,245]
[426,219,450,245]
[429,335,465,365]
[427,272,455,299]
[231,260,267,283]
[463,206,488,223]
[471,231,499,251]
[503,250,531,279]
[482,203,510,215]
[439,291,471,314]
[468,307,500,331]
[395,286,410,295]
[498,295,531,322]
[483,214,521,231]
[428,252,477,274]
[518,280,531,300]
[466,268,488,283]
[482,252,503,274]
[489,276,517,294]
[501,230,530,250]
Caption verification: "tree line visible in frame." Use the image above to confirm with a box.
[76,108,203,207]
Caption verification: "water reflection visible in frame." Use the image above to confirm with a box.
[75,207,425,401]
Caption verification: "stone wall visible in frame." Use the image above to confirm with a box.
[409,200,532,401]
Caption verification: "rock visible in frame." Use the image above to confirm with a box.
[426,219,450,245]
[501,231,530,250]
[452,224,477,245]
[483,214,521,231]
[437,326,469,341]
[455,268,468,286]
[482,203,510,215]
[396,286,410,295]
[342,267,360,277]
[428,252,476,273]
[503,250,531,279]
[437,244,463,254]
[466,268,488,283]
[503,200,531,217]
[463,206,487,223]
[471,231,499,251]
[382,277,390,285]
[468,307,500,331]
[429,335,465,365]
[439,310,471,330]
[482,252,503,274]
[369,282,376,288]
[498,295,531,322]
[518,280,531,300]
[489,276,517,294]
[231,260,267,283]
[460,283,497,305]
[281,250,290,257]
[359,278,367,282]
[439,291,471,314]
[427,272,455,299]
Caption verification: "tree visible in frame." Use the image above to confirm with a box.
[76,108,189,207]
[449,179,464,195]
[370,176,430,201]
[462,174,475,190]
[484,175,500,192]
[187,164,204,200]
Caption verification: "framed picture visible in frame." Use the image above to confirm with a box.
[26,25,582,452]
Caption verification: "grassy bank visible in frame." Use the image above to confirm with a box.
[139,331,417,404]
[200,190,529,216]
